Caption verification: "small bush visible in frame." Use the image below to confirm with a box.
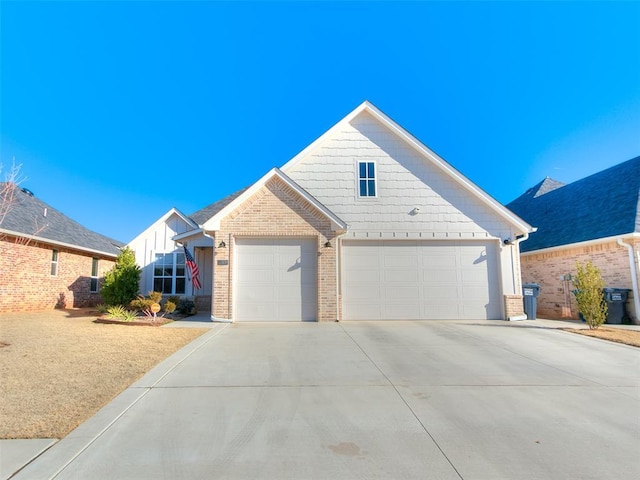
[101,247,141,306]
[148,291,163,303]
[129,296,154,312]
[167,295,180,305]
[177,299,196,315]
[105,305,139,322]
[164,301,176,314]
[96,303,108,314]
[573,261,608,330]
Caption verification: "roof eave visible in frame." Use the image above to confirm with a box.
[202,168,347,232]
[0,228,120,258]
[520,232,640,256]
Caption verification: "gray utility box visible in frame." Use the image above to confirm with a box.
[603,288,631,324]
[523,283,541,320]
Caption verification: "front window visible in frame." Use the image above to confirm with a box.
[358,161,376,197]
[90,258,99,292]
[153,252,186,294]
[51,250,58,276]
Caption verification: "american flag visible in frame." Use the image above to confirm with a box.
[183,246,202,290]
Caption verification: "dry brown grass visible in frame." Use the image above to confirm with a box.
[0,309,207,439]
[563,327,640,347]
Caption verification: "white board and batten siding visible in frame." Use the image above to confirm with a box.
[127,210,212,296]
[234,238,317,322]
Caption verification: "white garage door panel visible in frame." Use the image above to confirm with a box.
[235,238,317,322]
[342,240,501,320]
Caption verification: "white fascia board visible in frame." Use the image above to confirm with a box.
[275,169,348,231]
[520,233,639,256]
[0,228,119,258]
[173,228,205,241]
[281,100,533,234]
[127,207,197,246]
[202,168,347,232]
[280,101,371,173]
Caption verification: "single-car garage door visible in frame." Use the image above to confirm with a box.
[235,238,317,321]
[342,240,501,320]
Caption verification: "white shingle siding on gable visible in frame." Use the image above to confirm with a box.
[285,112,512,239]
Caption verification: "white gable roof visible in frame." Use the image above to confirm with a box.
[281,100,533,234]
[201,168,348,232]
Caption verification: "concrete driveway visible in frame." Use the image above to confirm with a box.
[12,320,640,479]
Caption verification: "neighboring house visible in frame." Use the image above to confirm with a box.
[507,156,640,323]
[0,183,123,312]
[129,101,533,322]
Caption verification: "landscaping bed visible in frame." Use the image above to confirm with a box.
[563,326,640,347]
[0,309,208,439]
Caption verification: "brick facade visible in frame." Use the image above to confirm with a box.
[504,294,525,319]
[521,239,638,321]
[211,177,339,322]
[0,235,115,312]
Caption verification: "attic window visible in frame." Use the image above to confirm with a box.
[358,161,376,197]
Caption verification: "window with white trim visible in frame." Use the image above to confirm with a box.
[51,250,59,276]
[153,252,186,294]
[90,258,99,293]
[358,161,376,197]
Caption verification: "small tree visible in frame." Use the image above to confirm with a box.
[573,261,607,330]
[101,247,141,306]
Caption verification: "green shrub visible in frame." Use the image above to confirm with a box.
[101,247,141,306]
[573,261,608,330]
[164,301,176,314]
[177,298,196,315]
[167,295,180,305]
[96,303,108,314]
[148,291,163,303]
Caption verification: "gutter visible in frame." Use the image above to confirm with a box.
[334,230,349,321]
[617,238,640,323]
[521,233,640,256]
[0,227,120,258]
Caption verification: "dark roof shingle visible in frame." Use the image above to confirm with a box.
[507,156,640,252]
[0,183,123,256]
[188,187,249,225]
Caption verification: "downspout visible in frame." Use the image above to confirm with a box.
[617,237,640,323]
[506,232,530,321]
[334,230,349,321]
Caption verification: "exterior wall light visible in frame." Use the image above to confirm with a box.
[218,241,226,248]
[324,241,332,248]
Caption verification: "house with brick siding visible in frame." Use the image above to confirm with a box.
[130,101,533,322]
[0,183,123,312]
[507,156,640,323]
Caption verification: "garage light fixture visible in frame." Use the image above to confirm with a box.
[324,241,332,248]
[218,241,226,248]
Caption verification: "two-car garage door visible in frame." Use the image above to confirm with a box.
[342,240,501,320]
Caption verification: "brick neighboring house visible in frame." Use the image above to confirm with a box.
[130,101,533,322]
[507,156,640,323]
[0,183,123,312]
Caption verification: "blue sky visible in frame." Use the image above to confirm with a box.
[2,1,639,243]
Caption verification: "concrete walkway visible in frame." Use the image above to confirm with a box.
[6,319,640,479]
